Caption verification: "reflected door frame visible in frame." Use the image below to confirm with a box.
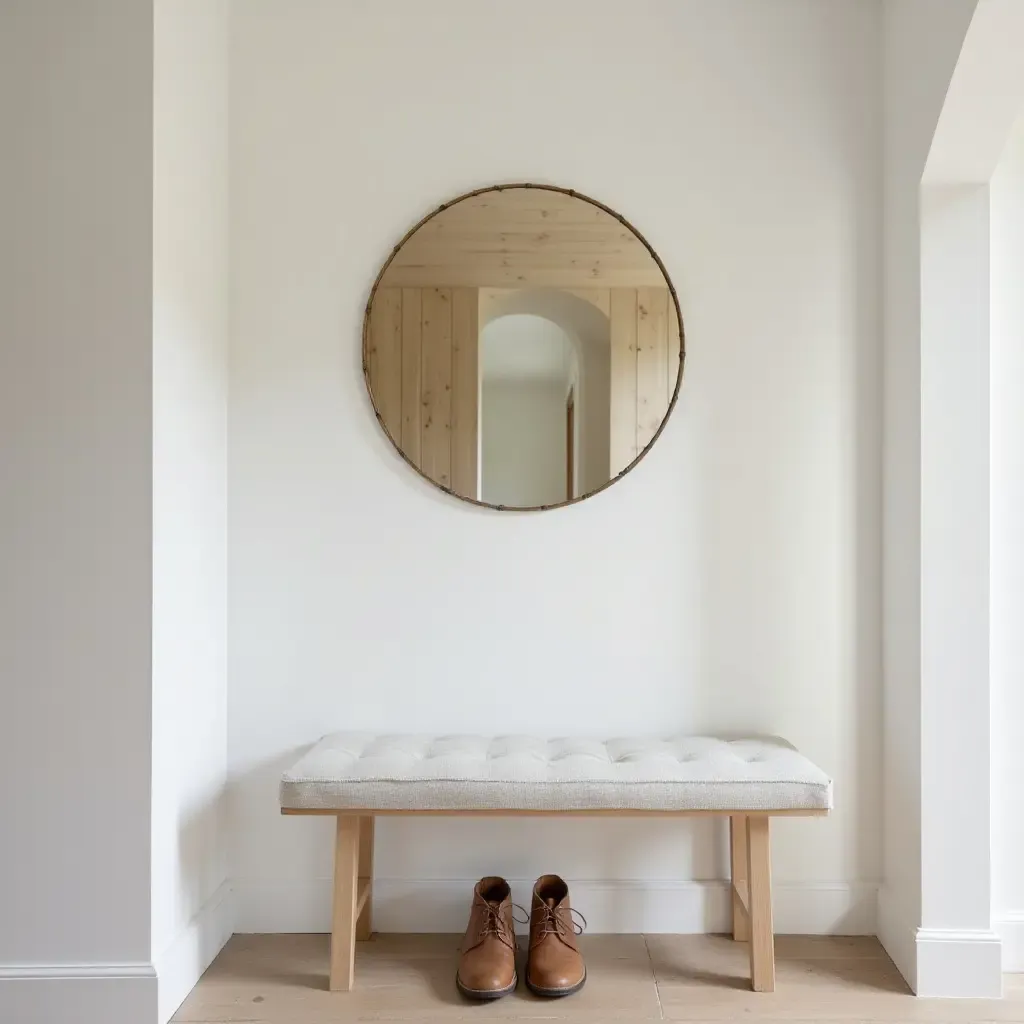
[566,386,575,501]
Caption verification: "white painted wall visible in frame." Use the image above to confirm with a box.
[481,380,568,508]
[228,0,883,935]
[917,182,998,995]
[882,0,1024,995]
[878,0,978,988]
[991,110,1024,972]
[152,2,232,1020]
[915,6,1024,996]
[0,2,156,1020]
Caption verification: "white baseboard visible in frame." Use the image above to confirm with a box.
[915,927,1003,998]
[154,879,234,1024]
[878,885,1007,997]
[234,877,878,935]
[0,963,156,1024]
[996,912,1024,973]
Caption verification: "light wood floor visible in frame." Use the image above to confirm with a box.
[174,933,1024,1023]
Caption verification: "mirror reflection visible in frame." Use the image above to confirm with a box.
[364,185,683,509]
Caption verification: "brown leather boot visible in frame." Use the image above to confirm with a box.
[526,874,586,997]
[456,876,518,999]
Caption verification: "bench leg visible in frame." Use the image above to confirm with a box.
[729,815,750,942]
[330,815,360,991]
[356,815,374,940]
[746,814,775,992]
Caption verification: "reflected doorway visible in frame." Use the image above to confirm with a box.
[479,313,577,507]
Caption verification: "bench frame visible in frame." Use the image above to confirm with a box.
[281,806,827,994]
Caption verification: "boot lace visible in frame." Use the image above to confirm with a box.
[478,901,530,949]
[532,903,587,946]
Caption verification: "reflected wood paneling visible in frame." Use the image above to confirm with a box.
[400,288,422,465]
[383,263,665,290]
[637,286,670,451]
[450,288,479,498]
[610,288,639,475]
[419,287,453,488]
[369,287,475,490]
[565,287,611,317]
[382,189,663,290]
[367,288,402,440]
[611,287,674,474]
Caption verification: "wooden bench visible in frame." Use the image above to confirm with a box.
[280,733,832,994]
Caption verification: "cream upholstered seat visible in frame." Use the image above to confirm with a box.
[280,733,831,996]
[280,733,832,813]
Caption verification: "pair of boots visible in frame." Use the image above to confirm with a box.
[457,874,585,1000]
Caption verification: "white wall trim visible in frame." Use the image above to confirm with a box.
[915,927,1003,997]
[877,884,918,992]
[0,963,156,980]
[996,912,1024,972]
[154,879,234,1024]
[918,181,995,999]
[924,0,1024,184]
[234,878,878,936]
[0,966,156,1024]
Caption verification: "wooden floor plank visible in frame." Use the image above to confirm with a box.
[172,933,1024,1023]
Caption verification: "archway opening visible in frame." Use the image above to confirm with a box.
[479,313,579,507]
[479,289,613,502]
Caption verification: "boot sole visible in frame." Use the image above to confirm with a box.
[525,967,587,998]
[456,971,518,1000]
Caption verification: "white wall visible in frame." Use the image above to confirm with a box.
[882,0,1024,995]
[482,380,568,508]
[878,0,977,988]
[991,110,1024,972]
[0,2,156,1020]
[228,0,882,934]
[917,182,997,996]
[152,2,232,1020]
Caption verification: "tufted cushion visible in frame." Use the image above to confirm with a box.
[280,734,832,812]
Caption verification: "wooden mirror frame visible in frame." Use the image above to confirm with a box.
[362,183,686,511]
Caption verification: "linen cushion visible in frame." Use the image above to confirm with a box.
[280,734,832,812]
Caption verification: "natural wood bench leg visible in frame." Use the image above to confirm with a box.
[729,814,750,942]
[330,815,360,991]
[746,814,775,992]
[356,815,374,940]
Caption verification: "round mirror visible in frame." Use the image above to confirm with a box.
[363,184,684,510]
